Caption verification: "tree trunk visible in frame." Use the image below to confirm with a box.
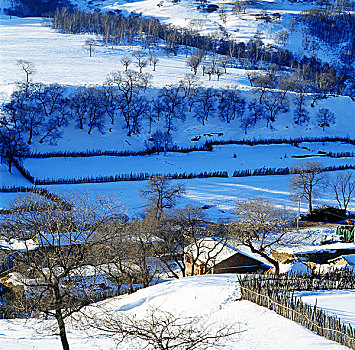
[54,286,70,350]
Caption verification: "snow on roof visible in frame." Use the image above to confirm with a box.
[0,238,38,252]
[277,242,355,256]
[329,254,355,266]
[279,261,312,275]
[185,238,265,265]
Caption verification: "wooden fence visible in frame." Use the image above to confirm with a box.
[239,276,355,349]
[243,272,355,292]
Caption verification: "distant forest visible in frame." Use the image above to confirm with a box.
[3,0,74,17]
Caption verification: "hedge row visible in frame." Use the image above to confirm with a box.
[0,186,71,213]
[232,164,355,178]
[25,136,355,159]
[208,136,355,147]
[26,143,213,159]
[32,171,229,185]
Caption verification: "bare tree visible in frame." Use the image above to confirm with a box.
[254,71,276,104]
[16,60,36,94]
[99,220,160,294]
[215,66,224,81]
[186,52,203,75]
[218,87,246,123]
[261,90,289,127]
[2,192,123,350]
[146,129,173,155]
[245,71,260,87]
[205,64,214,81]
[231,198,292,274]
[141,176,185,221]
[175,206,228,276]
[121,95,151,135]
[330,171,355,212]
[293,108,310,125]
[193,88,216,125]
[247,99,266,124]
[100,85,120,128]
[0,126,29,173]
[17,86,43,144]
[86,307,241,350]
[289,161,328,213]
[316,107,336,131]
[68,86,88,130]
[106,70,152,135]
[159,86,186,134]
[84,38,96,57]
[85,87,106,134]
[149,53,159,71]
[274,30,289,46]
[133,50,148,73]
[239,113,255,134]
[120,55,132,71]
[179,74,200,97]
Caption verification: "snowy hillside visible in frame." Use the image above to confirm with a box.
[0,0,354,221]
[0,275,350,349]
[1,14,354,216]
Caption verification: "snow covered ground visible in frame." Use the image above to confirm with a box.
[0,8,354,218]
[0,275,349,349]
[295,289,355,328]
[70,0,335,63]
[1,173,349,220]
[22,143,355,181]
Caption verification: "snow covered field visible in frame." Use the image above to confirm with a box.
[22,143,355,180]
[295,289,355,328]
[0,173,347,220]
[0,275,349,349]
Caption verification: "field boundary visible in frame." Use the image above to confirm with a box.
[25,136,355,159]
[239,275,355,348]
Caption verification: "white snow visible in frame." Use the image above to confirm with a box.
[0,15,354,215]
[295,289,355,328]
[0,275,349,349]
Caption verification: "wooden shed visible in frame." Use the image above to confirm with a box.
[184,238,266,276]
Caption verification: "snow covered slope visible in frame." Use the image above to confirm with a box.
[0,275,349,349]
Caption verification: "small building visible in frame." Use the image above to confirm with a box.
[184,238,267,276]
[328,254,355,267]
[272,242,355,265]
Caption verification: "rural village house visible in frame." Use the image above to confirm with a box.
[184,238,267,276]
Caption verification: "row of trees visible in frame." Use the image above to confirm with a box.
[1,61,339,175]
[4,63,339,144]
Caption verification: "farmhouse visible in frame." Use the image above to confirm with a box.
[328,254,355,267]
[184,238,266,276]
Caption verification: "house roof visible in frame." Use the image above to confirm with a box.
[329,254,355,265]
[0,237,38,252]
[277,242,355,256]
[185,238,266,266]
